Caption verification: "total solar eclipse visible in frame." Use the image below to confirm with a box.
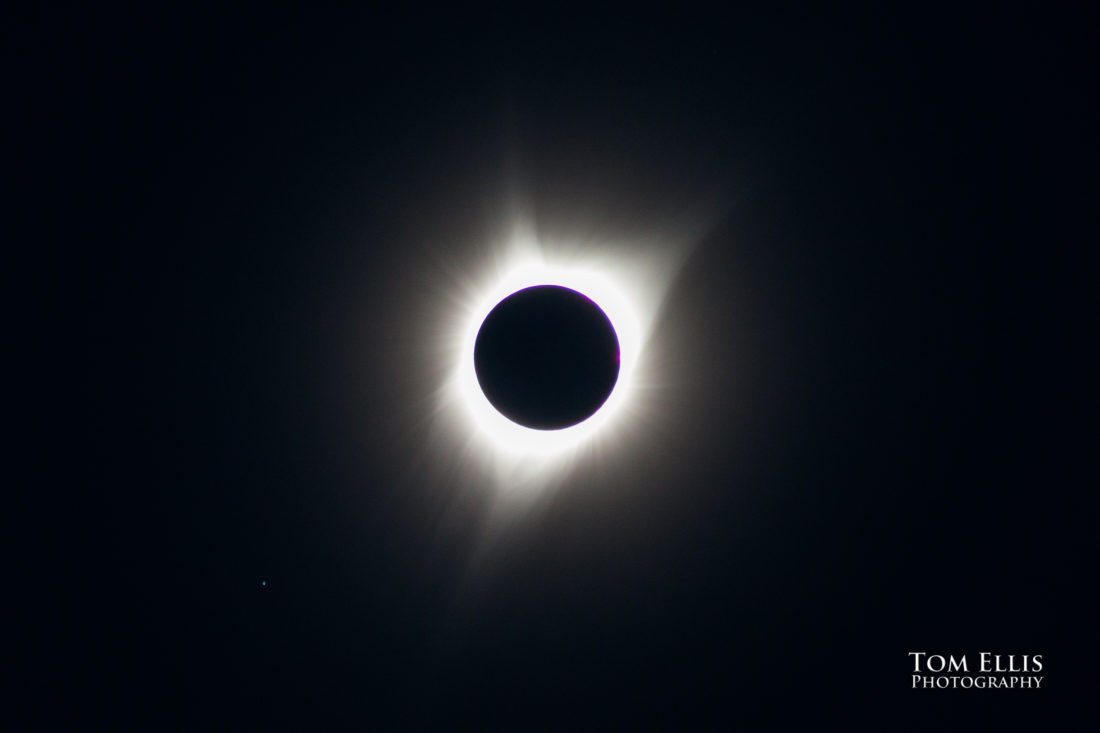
[473,285,620,430]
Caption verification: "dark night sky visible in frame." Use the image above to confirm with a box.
[13,5,1094,730]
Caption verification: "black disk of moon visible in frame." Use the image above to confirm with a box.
[474,285,620,430]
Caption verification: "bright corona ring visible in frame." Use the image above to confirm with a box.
[453,259,642,456]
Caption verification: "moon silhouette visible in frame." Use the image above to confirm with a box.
[473,285,620,430]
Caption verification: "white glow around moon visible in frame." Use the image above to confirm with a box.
[432,220,693,501]
[456,263,638,455]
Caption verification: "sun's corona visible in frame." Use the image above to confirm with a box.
[451,259,642,457]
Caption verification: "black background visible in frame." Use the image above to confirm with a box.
[12,5,1093,730]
